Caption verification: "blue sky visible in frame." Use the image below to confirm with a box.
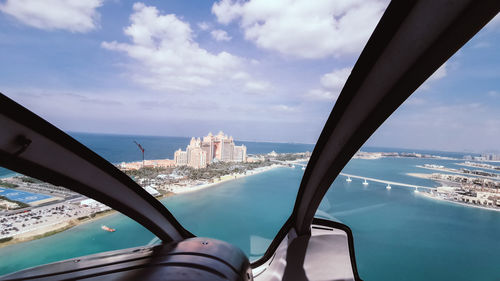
[0,0,498,152]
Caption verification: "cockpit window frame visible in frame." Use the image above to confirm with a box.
[0,0,498,273]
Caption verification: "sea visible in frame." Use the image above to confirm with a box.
[0,132,499,280]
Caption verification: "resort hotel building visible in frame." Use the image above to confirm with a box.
[174,131,247,169]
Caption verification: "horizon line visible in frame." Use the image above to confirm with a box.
[66,130,495,155]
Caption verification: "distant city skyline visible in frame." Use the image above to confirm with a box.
[1,0,499,152]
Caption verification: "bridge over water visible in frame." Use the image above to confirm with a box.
[274,161,435,191]
[339,173,435,190]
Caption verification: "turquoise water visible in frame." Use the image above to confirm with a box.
[1,158,499,279]
[324,159,500,280]
[0,212,154,274]
[0,134,499,280]
[329,183,500,281]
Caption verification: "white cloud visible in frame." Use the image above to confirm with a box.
[427,62,448,81]
[368,102,500,152]
[271,104,296,112]
[488,90,499,97]
[197,21,210,31]
[212,0,387,59]
[102,3,263,92]
[404,96,426,106]
[472,41,491,49]
[0,0,103,32]
[320,67,352,89]
[231,71,250,80]
[211,0,242,25]
[306,67,352,100]
[417,62,449,90]
[487,13,500,28]
[244,80,270,92]
[211,29,232,41]
[305,89,337,101]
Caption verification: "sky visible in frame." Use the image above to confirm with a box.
[0,0,499,153]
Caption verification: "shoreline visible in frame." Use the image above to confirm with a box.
[406,172,456,186]
[407,172,500,212]
[169,164,284,194]
[0,208,118,249]
[2,163,495,248]
[416,165,500,180]
[0,164,285,248]
[417,191,500,212]
[455,162,500,173]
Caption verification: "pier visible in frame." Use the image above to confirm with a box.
[340,173,435,190]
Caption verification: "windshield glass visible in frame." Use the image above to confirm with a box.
[0,0,389,270]
[2,1,498,280]
[0,169,158,274]
[316,15,500,281]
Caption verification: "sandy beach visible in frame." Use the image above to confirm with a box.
[407,172,500,212]
[169,164,284,194]
[0,208,118,248]
[417,191,500,212]
[0,163,289,247]
[406,172,434,180]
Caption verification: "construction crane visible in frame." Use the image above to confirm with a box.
[133,141,145,167]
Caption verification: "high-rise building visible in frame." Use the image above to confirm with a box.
[188,147,207,169]
[174,131,247,168]
[185,137,207,169]
[482,153,500,161]
[233,145,247,162]
[174,149,188,166]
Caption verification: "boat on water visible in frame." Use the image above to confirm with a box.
[301,167,305,171]
[386,184,392,190]
[101,225,116,232]
[346,176,352,182]
[291,165,295,169]
[363,179,369,185]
